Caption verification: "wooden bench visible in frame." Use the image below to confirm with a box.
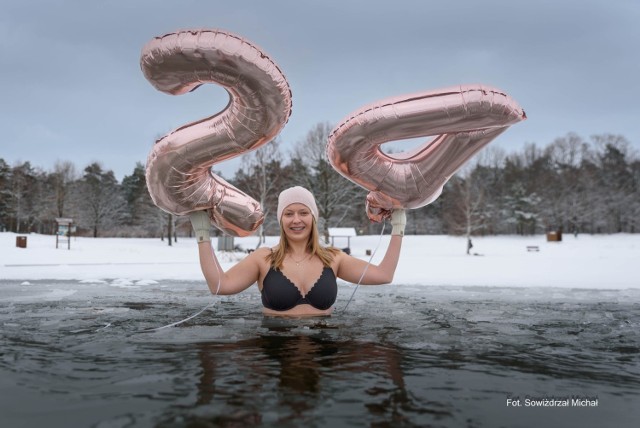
[526,246,540,252]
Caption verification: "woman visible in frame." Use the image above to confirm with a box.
[190,186,406,317]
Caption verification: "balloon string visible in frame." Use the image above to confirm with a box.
[102,227,386,332]
[141,242,222,333]
[339,220,387,313]
[141,300,216,332]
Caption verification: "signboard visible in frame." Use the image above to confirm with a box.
[55,218,74,250]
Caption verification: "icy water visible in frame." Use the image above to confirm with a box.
[1,280,639,428]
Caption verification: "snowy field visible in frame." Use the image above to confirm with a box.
[1,232,638,289]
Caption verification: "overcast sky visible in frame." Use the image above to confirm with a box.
[2,0,639,180]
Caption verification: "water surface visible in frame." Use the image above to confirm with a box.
[1,280,639,427]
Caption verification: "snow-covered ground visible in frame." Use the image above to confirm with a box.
[1,232,638,289]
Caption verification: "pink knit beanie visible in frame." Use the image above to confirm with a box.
[277,186,319,221]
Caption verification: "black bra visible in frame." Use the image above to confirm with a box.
[261,267,337,311]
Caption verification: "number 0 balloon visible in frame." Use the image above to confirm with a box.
[141,30,292,236]
[326,84,526,221]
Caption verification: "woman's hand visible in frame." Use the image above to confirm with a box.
[390,209,407,236]
[190,210,211,243]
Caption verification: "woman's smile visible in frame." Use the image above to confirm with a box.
[282,203,312,237]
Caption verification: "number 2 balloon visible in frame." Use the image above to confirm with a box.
[141,29,525,232]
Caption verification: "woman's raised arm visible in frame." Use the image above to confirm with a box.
[336,209,405,285]
[191,211,261,295]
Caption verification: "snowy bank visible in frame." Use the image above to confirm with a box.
[1,232,638,289]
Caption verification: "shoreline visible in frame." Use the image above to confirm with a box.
[2,232,639,289]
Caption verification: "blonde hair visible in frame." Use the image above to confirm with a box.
[267,217,340,270]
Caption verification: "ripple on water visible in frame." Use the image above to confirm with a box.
[1,280,639,427]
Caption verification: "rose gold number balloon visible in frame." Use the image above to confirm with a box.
[327,84,526,221]
[141,30,292,236]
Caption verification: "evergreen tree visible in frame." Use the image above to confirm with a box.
[75,162,126,237]
[121,162,165,237]
[0,159,11,231]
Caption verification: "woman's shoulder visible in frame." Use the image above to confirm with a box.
[244,247,274,272]
[323,245,343,256]
[324,246,347,264]
[251,246,274,257]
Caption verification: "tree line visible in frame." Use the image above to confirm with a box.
[1,124,638,241]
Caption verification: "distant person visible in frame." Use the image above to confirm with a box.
[189,186,405,317]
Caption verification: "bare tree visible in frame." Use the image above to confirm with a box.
[52,160,77,218]
[479,146,508,233]
[31,160,79,234]
[545,134,590,235]
[450,165,487,254]
[292,122,361,242]
[237,139,284,245]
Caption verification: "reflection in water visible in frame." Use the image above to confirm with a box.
[1,280,639,427]
[182,322,419,427]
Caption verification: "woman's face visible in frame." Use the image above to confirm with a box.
[281,203,313,242]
